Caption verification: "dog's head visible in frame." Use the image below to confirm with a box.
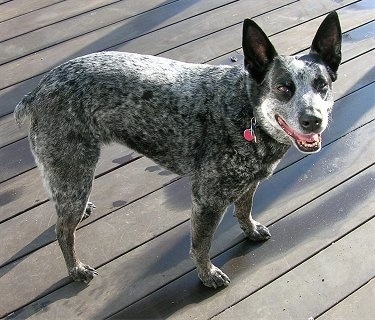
[243,12,342,153]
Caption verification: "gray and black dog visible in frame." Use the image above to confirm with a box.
[15,12,341,288]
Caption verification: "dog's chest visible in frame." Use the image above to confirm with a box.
[220,137,289,185]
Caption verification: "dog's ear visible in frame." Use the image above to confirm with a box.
[310,12,342,81]
[242,19,277,83]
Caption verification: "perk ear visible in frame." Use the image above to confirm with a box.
[242,19,277,83]
[310,12,342,81]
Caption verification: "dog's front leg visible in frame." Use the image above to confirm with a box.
[235,182,271,241]
[190,198,230,288]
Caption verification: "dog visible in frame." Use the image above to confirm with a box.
[15,12,341,288]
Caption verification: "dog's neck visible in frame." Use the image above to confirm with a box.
[212,68,290,159]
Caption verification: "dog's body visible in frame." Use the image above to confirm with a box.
[15,13,342,288]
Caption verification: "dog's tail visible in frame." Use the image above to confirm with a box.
[14,93,35,126]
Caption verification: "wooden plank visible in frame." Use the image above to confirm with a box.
[0,0,219,65]
[111,0,299,55]
[0,0,239,89]
[108,166,375,320]
[1,22,374,147]
[0,0,63,23]
[162,0,375,63]
[8,151,375,319]
[1,111,375,317]
[0,0,171,42]
[212,219,375,320]
[318,279,375,320]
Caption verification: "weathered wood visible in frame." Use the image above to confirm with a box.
[0,0,173,42]
[1,116,374,317]
[111,0,298,55]
[318,279,375,320]
[0,0,232,65]
[0,0,63,22]
[0,152,178,224]
[109,166,375,320]
[9,155,375,319]
[162,0,375,63]
[0,0,239,89]
[212,219,375,320]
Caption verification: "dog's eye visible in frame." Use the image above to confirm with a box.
[314,79,328,93]
[277,85,293,96]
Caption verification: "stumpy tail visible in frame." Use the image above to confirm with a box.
[14,93,34,126]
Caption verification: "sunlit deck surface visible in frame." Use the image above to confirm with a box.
[0,0,374,319]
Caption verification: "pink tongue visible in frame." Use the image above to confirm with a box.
[295,132,320,143]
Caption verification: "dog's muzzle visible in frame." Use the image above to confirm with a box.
[275,115,322,153]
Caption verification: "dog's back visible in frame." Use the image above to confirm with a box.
[16,51,253,175]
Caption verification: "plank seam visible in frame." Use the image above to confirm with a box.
[0,0,175,43]
[315,275,375,319]
[0,0,362,93]
[209,214,375,320]
[104,168,375,319]
[0,0,237,65]
[4,127,374,317]
[0,0,66,24]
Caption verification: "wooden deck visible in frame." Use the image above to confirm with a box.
[0,0,374,319]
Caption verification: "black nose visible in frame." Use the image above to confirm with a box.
[299,113,323,133]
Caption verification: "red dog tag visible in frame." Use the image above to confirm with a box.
[243,128,255,142]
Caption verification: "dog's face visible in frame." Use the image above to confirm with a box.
[254,54,334,153]
[243,13,342,154]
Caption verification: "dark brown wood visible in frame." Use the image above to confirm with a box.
[111,0,297,56]
[108,166,375,320]
[212,218,375,320]
[162,0,374,63]
[0,0,229,65]
[8,157,374,319]
[0,0,235,89]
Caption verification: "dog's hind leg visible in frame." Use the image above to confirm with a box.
[30,129,100,282]
[234,182,271,241]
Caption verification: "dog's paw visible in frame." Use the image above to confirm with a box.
[198,264,230,288]
[243,222,271,241]
[69,263,98,283]
[82,202,96,220]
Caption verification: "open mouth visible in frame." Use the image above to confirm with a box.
[275,115,321,153]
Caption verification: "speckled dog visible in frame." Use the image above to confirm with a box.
[15,13,341,288]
